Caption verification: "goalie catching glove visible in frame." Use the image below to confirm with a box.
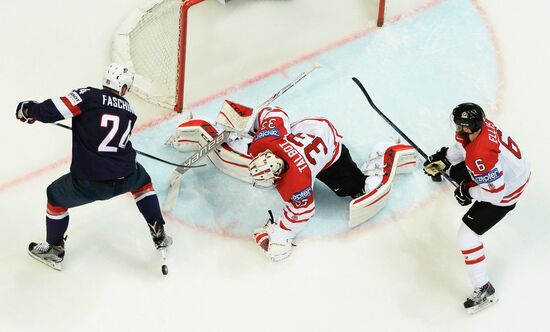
[423,147,451,177]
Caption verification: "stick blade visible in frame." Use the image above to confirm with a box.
[162,172,182,212]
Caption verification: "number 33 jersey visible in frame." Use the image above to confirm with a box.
[448,118,531,206]
[248,107,343,228]
[27,87,137,181]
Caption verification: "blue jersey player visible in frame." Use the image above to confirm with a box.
[16,63,172,271]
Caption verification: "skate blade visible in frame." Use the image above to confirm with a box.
[28,252,62,271]
[466,295,499,314]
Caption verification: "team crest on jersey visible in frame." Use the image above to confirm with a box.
[291,187,313,202]
[66,91,83,106]
[474,167,501,184]
[255,128,280,140]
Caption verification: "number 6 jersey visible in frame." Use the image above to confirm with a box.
[27,87,137,181]
[447,118,530,206]
[248,107,342,230]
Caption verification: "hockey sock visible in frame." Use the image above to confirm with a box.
[45,202,69,246]
[457,222,489,288]
[132,182,165,227]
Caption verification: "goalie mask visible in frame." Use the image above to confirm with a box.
[103,63,134,96]
[248,150,285,188]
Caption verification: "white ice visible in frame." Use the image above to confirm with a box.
[1,0,549,331]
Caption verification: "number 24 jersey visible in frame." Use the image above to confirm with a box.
[27,87,138,181]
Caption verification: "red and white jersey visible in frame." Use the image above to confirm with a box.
[447,118,530,206]
[248,107,343,232]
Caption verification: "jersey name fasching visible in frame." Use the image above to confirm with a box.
[474,167,501,184]
[291,187,313,202]
[101,94,135,114]
[255,128,280,140]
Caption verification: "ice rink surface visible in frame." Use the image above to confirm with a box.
[1,0,549,331]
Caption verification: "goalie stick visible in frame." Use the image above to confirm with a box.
[54,123,205,169]
[162,63,321,212]
[351,77,458,188]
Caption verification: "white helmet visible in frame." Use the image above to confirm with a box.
[103,63,134,95]
[248,150,285,188]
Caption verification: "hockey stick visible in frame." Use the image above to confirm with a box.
[162,63,321,212]
[53,123,205,168]
[351,77,458,188]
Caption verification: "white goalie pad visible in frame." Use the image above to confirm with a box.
[166,119,253,183]
[215,100,254,134]
[349,144,419,228]
[210,139,253,183]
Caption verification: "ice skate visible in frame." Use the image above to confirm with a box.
[253,213,294,262]
[149,222,173,250]
[28,241,65,271]
[464,282,498,314]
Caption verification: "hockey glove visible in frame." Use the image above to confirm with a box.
[454,180,475,206]
[16,101,36,124]
[423,147,450,178]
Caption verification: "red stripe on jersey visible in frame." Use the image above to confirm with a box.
[482,184,505,193]
[322,142,341,171]
[283,209,311,223]
[502,176,530,200]
[285,205,315,217]
[461,244,484,255]
[60,96,81,116]
[500,191,524,204]
[132,182,154,197]
[46,202,67,215]
[465,255,486,265]
[267,107,288,118]
[279,220,291,231]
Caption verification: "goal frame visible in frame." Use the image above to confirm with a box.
[113,0,386,113]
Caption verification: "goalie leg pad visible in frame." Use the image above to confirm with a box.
[394,147,419,174]
[349,145,417,228]
[208,141,253,183]
[361,139,419,176]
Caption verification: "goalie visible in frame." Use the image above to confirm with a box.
[168,100,419,261]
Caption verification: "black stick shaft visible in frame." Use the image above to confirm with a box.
[351,77,457,188]
[53,123,204,168]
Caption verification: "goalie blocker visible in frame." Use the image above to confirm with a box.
[168,100,420,228]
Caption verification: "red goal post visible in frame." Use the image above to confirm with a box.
[112,0,386,113]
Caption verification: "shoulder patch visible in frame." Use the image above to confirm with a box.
[290,187,313,202]
[255,128,280,140]
[66,91,83,106]
[474,167,502,184]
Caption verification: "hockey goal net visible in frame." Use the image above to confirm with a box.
[113,0,386,113]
